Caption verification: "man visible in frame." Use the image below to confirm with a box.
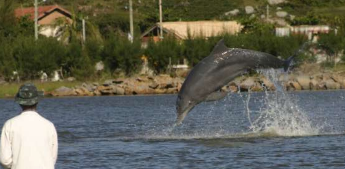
[0,83,58,169]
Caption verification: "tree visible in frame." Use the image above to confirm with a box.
[63,40,94,79]
[54,8,102,43]
[0,37,16,79]
[184,36,216,66]
[0,0,17,38]
[319,31,345,64]
[102,34,143,75]
[145,36,184,73]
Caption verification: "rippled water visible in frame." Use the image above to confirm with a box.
[1,90,345,168]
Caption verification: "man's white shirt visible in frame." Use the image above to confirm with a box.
[0,111,58,169]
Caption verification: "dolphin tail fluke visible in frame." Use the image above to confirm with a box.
[283,55,295,72]
[284,41,311,72]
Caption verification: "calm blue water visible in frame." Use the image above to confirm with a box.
[1,91,345,169]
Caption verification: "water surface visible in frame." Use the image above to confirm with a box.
[0,90,345,169]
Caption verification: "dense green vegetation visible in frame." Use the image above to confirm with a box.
[1,0,345,81]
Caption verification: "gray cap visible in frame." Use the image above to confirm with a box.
[15,83,43,106]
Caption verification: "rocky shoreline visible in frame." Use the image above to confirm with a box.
[48,71,345,97]
[48,75,184,97]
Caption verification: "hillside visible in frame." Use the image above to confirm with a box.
[1,0,345,82]
[12,0,345,33]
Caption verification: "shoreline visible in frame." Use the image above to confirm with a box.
[2,69,345,98]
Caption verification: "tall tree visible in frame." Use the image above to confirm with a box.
[0,0,17,38]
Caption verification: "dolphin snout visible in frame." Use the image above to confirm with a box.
[176,103,195,125]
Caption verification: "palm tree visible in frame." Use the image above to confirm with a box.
[53,8,102,44]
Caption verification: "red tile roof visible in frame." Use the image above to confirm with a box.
[15,5,71,20]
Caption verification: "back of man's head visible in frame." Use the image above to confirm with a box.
[15,83,43,111]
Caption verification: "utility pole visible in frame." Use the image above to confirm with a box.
[129,0,134,43]
[34,0,38,40]
[266,5,270,21]
[34,0,46,40]
[82,19,86,42]
[159,0,163,39]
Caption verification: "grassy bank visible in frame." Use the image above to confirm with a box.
[0,81,82,98]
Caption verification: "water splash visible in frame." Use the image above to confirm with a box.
[249,69,320,137]
[141,68,321,140]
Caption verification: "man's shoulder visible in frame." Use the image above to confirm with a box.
[35,113,55,128]
[5,112,55,129]
[3,114,21,125]
[1,114,21,131]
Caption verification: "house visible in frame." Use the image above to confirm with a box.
[15,5,72,38]
[276,25,330,41]
[140,21,242,72]
[141,21,243,45]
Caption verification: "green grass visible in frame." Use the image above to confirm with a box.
[315,6,345,17]
[0,81,82,98]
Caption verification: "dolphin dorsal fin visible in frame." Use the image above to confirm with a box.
[210,39,228,55]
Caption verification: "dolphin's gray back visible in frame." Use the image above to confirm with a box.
[180,48,284,101]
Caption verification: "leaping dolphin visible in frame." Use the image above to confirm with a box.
[176,39,294,125]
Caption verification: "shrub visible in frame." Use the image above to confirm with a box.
[184,37,217,66]
[145,36,184,73]
[102,35,142,75]
[63,40,94,79]
[0,37,16,79]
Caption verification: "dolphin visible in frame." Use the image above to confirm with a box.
[175,39,294,125]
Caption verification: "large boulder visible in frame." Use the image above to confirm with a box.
[296,75,310,90]
[317,82,327,90]
[229,85,238,93]
[177,82,183,92]
[276,11,288,18]
[240,77,256,91]
[155,75,174,89]
[114,78,125,84]
[132,85,155,95]
[114,86,125,95]
[166,88,178,94]
[172,77,184,88]
[136,76,150,82]
[225,9,240,16]
[251,82,263,92]
[103,79,114,86]
[260,77,276,91]
[289,81,302,91]
[245,6,255,14]
[331,74,343,83]
[309,79,319,90]
[322,73,332,81]
[149,82,159,89]
[53,86,76,96]
[66,77,76,82]
[82,83,94,92]
[97,85,115,95]
[93,90,102,96]
[325,79,340,90]
[75,87,93,96]
[154,89,167,94]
